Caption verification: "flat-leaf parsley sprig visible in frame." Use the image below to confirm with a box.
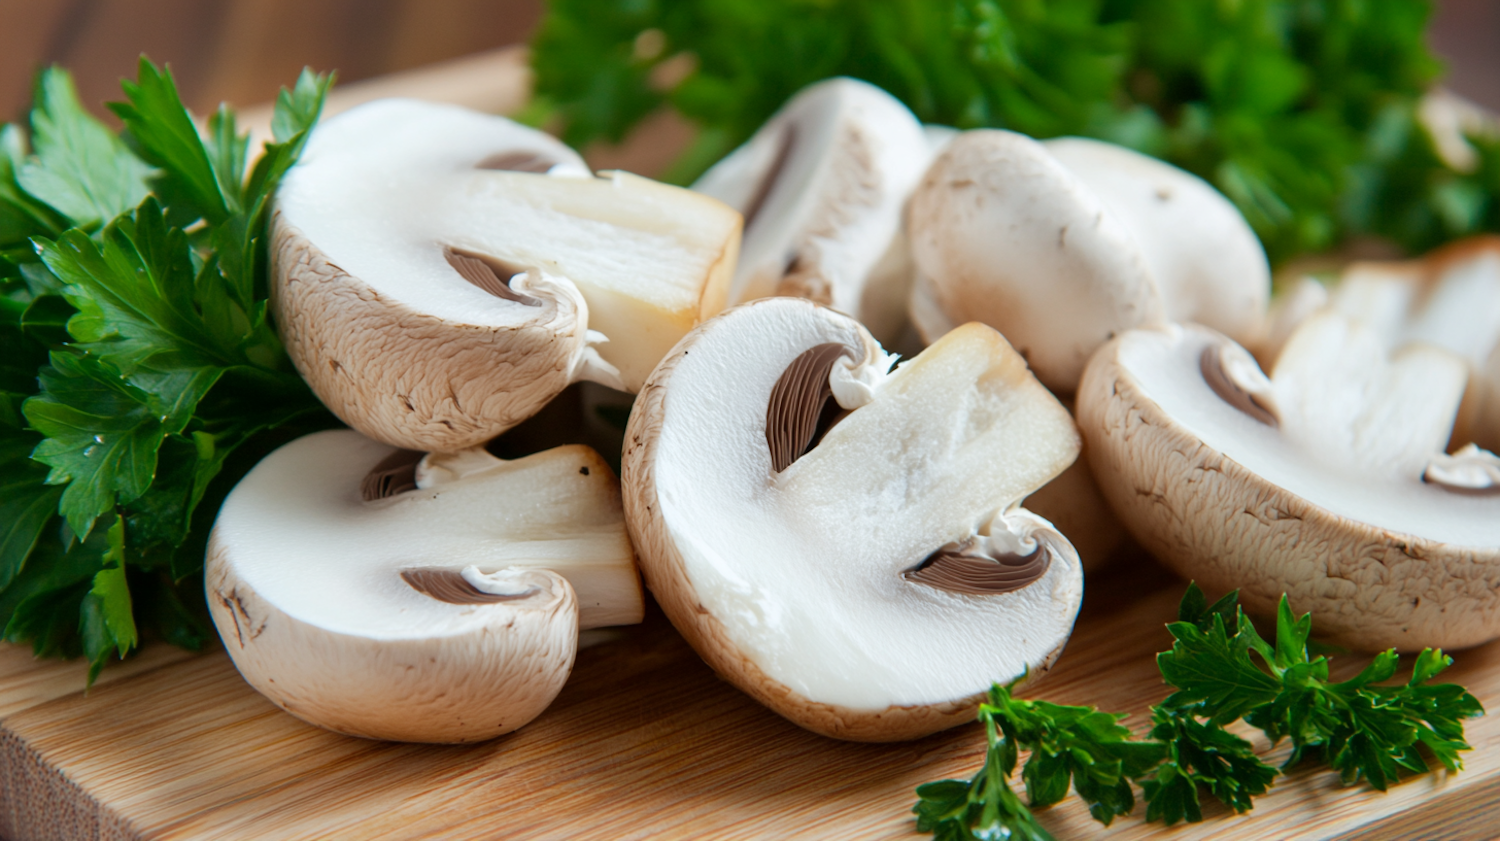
[0,59,338,681]
[913,584,1484,838]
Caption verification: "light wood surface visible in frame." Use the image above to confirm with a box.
[0,561,1497,840]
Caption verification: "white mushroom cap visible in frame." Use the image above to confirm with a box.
[1042,137,1270,345]
[691,78,929,338]
[1079,318,1500,651]
[274,99,741,452]
[908,129,1163,390]
[206,429,641,742]
[623,298,1083,741]
[908,130,1270,392]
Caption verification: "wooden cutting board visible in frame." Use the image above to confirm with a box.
[1,558,1498,840]
[3,46,1499,841]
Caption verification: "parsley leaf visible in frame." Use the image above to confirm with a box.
[0,59,335,682]
[111,59,236,226]
[81,514,135,681]
[16,69,152,231]
[37,198,245,374]
[24,351,171,540]
[914,584,1484,837]
[914,690,1058,841]
[531,0,1494,263]
[0,125,66,253]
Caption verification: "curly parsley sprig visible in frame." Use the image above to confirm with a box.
[913,584,1484,838]
[0,60,336,681]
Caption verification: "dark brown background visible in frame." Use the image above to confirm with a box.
[1,0,1496,132]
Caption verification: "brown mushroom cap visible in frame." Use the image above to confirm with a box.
[1079,323,1500,651]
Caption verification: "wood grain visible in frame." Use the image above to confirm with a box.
[0,0,542,124]
[0,557,1498,840]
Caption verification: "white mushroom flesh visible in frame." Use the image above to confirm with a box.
[215,430,641,636]
[207,430,644,742]
[648,304,1082,710]
[277,99,741,394]
[1118,322,1500,547]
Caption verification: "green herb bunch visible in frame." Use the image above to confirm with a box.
[529,0,1500,264]
[913,584,1484,839]
[1,60,336,681]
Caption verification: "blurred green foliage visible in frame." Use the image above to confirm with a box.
[530,0,1500,265]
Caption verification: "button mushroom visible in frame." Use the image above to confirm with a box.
[691,78,930,343]
[1329,238,1500,453]
[908,130,1270,392]
[273,99,741,452]
[1078,313,1500,652]
[622,298,1084,741]
[206,429,641,742]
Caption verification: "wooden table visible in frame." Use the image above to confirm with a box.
[3,45,1499,841]
[1,557,1497,840]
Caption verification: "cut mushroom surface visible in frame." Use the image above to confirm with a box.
[274,99,741,451]
[692,78,929,339]
[624,298,1083,741]
[1080,320,1500,651]
[207,429,641,742]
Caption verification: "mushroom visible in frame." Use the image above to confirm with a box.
[1078,311,1500,651]
[273,98,741,452]
[1331,238,1500,453]
[622,297,1084,741]
[908,130,1270,392]
[206,429,641,742]
[1256,238,1500,450]
[691,78,930,343]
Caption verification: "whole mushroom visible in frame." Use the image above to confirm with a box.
[908,130,1270,393]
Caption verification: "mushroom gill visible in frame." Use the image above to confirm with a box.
[765,342,852,472]
[475,151,560,173]
[1200,342,1278,426]
[400,568,540,605]
[904,541,1051,595]
[444,248,542,306]
[361,449,424,501]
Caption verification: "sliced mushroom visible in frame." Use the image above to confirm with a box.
[691,78,930,343]
[1257,238,1500,454]
[206,429,641,742]
[1079,315,1500,651]
[623,298,1084,741]
[908,130,1269,392]
[273,99,741,452]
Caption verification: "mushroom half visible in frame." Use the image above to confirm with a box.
[908,130,1269,392]
[1079,315,1500,652]
[623,298,1084,741]
[691,78,930,342]
[207,429,641,742]
[273,99,741,452]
